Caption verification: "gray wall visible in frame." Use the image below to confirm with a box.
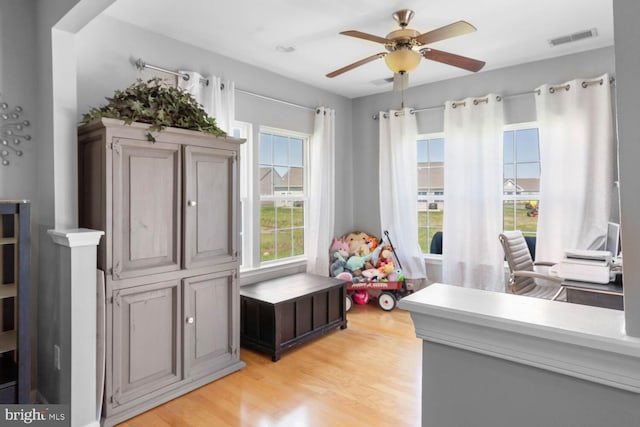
[350,47,616,234]
[421,342,639,427]
[0,0,39,398]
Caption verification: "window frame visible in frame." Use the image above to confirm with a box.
[240,125,311,272]
[502,122,541,237]
[417,132,445,255]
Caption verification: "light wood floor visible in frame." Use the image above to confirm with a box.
[118,304,422,427]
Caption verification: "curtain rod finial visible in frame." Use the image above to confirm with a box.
[135,58,145,70]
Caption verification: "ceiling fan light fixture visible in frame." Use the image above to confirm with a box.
[384,47,421,74]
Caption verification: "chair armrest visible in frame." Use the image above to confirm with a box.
[533,261,555,267]
[511,270,564,284]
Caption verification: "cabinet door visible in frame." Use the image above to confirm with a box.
[183,271,238,379]
[184,146,238,269]
[111,138,181,279]
[110,280,181,409]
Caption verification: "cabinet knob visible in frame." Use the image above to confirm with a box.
[186,317,195,324]
[187,200,197,207]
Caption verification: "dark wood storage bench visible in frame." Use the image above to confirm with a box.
[240,273,348,361]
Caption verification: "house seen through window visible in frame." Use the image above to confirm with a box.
[417,124,541,254]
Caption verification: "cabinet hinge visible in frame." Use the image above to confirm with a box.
[111,140,122,155]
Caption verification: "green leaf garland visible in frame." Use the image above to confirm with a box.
[82,77,227,141]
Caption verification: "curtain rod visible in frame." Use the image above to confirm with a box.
[235,88,315,112]
[135,58,210,86]
[373,76,616,120]
[134,58,315,112]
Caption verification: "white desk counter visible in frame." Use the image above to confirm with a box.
[399,283,640,393]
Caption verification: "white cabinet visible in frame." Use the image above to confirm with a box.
[78,119,245,426]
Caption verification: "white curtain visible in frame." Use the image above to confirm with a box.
[178,71,235,133]
[535,74,615,262]
[379,108,426,280]
[443,95,505,291]
[306,107,336,276]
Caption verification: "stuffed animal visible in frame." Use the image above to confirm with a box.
[362,268,385,281]
[377,260,394,276]
[366,236,378,251]
[344,231,370,257]
[345,244,384,277]
[387,269,404,282]
[329,238,349,277]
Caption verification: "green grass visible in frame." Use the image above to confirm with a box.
[260,205,304,262]
[257,203,539,260]
[417,204,538,253]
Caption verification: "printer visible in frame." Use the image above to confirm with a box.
[549,249,613,284]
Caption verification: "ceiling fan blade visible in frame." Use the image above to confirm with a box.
[326,53,386,78]
[340,30,392,45]
[415,20,476,45]
[421,48,485,72]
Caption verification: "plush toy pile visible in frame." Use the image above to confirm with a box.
[329,231,404,283]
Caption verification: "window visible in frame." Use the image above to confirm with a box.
[258,128,307,263]
[416,124,541,254]
[236,124,309,271]
[503,124,541,237]
[417,134,444,254]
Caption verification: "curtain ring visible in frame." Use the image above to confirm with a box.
[496,95,502,102]
[473,99,478,105]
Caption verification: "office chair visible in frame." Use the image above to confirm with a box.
[499,230,565,301]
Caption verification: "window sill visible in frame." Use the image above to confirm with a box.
[423,254,443,264]
[399,283,640,394]
[240,258,307,286]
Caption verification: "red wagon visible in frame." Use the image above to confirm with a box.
[331,230,409,311]
[345,278,408,311]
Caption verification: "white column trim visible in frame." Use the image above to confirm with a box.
[399,283,640,393]
[48,228,104,247]
[49,228,103,426]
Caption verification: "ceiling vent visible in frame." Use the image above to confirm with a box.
[371,77,394,86]
[549,28,598,47]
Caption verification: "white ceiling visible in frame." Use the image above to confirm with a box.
[103,0,614,99]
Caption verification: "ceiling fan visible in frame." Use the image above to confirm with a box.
[326,9,486,89]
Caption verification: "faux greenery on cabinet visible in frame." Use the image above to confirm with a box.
[82,77,226,141]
